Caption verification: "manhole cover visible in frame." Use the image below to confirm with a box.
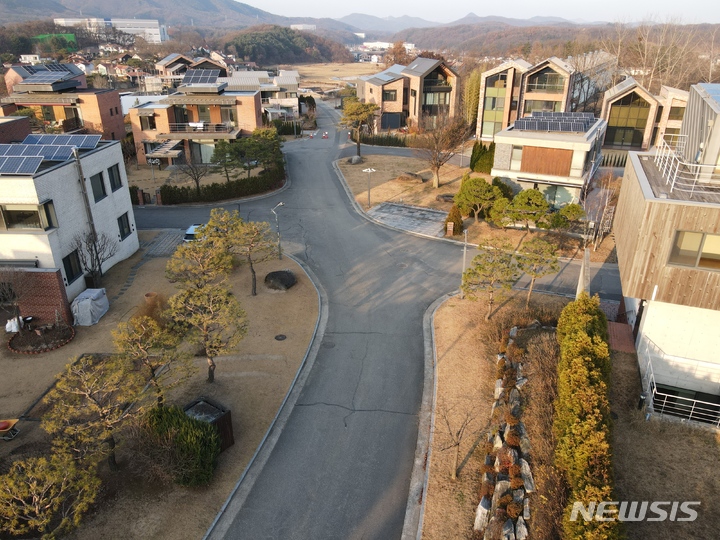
[275,334,287,341]
[322,342,335,349]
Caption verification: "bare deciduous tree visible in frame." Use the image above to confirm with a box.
[70,230,118,287]
[176,156,210,196]
[436,394,483,480]
[413,113,469,188]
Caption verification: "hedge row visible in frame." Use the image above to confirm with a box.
[358,133,408,147]
[159,165,285,204]
[553,293,622,539]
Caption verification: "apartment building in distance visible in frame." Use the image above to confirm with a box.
[490,111,606,208]
[54,18,169,43]
[1,64,124,141]
[476,52,615,143]
[614,83,720,426]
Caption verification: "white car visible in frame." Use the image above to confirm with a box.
[183,224,204,242]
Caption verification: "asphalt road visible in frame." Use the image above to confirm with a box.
[134,102,621,539]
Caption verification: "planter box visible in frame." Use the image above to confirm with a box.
[183,396,234,453]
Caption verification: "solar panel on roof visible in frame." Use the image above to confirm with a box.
[0,156,43,175]
[0,144,73,161]
[44,64,71,72]
[183,69,220,84]
[21,134,101,150]
[21,72,68,84]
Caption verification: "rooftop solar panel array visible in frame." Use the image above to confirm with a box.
[22,134,101,149]
[0,156,43,176]
[21,72,70,85]
[0,144,74,161]
[514,111,597,133]
[182,69,220,84]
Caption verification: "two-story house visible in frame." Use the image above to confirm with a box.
[129,69,263,166]
[0,64,125,141]
[600,77,688,151]
[614,83,720,426]
[490,112,606,208]
[476,52,615,143]
[0,131,139,323]
[356,57,459,130]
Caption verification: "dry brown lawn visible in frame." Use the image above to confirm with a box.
[610,351,720,540]
[338,155,617,264]
[0,231,317,540]
[124,162,265,195]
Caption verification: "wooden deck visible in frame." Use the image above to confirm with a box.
[639,154,720,204]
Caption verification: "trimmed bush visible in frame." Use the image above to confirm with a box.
[359,133,408,147]
[556,292,608,344]
[492,177,514,200]
[444,204,464,235]
[473,142,495,174]
[144,406,221,487]
[129,185,139,205]
[160,165,285,204]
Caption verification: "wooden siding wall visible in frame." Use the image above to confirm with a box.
[615,158,720,310]
[521,146,572,176]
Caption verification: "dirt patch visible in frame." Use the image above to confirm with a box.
[337,155,617,263]
[289,62,384,91]
[0,231,318,540]
[611,350,720,540]
[7,325,74,354]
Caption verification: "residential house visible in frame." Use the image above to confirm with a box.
[613,83,720,426]
[0,131,139,322]
[600,77,688,151]
[0,65,125,141]
[490,111,606,208]
[129,69,263,166]
[4,63,86,95]
[357,57,460,130]
[476,52,615,143]
[222,70,300,119]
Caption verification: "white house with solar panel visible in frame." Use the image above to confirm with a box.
[0,132,139,304]
[490,111,607,208]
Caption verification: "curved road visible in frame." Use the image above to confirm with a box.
[134,102,621,539]
[137,103,462,539]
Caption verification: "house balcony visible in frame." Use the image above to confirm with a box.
[158,122,239,140]
[650,137,720,202]
[525,82,565,93]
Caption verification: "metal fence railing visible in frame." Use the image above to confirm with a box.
[638,336,720,428]
[654,137,720,198]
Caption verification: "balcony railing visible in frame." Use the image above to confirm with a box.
[654,137,720,198]
[168,122,234,133]
[638,335,720,428]
[526,82,565,93]
[61,116,84,132]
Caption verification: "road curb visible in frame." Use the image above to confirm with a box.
[202,252,329,540]
[401,292,457,540]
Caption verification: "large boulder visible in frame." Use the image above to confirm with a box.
[264,270,297,291]
[348,155,363,164]
[474,496,492,531]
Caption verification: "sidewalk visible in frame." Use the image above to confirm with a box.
[368,202,448,238]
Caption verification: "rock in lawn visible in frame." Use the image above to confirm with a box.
[474,496,492,531]
[264,270,297,291]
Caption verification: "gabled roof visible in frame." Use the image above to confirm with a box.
[603,77,658,106]
[362,64,406,86]
[402,57,443,78]
[526,56,575,77]
[156,53,193,67]
[482,59,532,80]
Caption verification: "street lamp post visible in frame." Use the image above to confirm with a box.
[460,229,468,299]
[271,202,285,260]
[363,167,376,209]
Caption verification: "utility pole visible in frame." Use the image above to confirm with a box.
[363,168,376,209]
[460,229,468,299]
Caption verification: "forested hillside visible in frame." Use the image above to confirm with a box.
[222,26,354,64]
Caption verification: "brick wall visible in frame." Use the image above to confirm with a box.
[0,116,31,143]
[11,268,73,325]
[494,143,512,170]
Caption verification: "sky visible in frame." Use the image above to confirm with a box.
[237,0,720,25]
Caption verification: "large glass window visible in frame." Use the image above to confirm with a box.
[62,250,83,284]
[668,106,685,121]
[606,92,650,148]
[0,202,56,231]
[669,231,720,270]
[523,100,561,115]
[526,69,564,93]
[108,164,122,192]
[220,106,236,126]
[90,172,107,202]
[510,146,523,171]
[117,212,132,240]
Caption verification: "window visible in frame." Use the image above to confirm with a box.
[115,106,119,115]
[117,212,132,240]
[90,172,107,202]
[109,108,114,116]
[510,146,523,171]
[0,202,57,231]
[108,164,122,191]
[668,106,685,121]
[63,250,83,284]
[382,89,397,101]
[669,231,720,270]
[140,115,156,130]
